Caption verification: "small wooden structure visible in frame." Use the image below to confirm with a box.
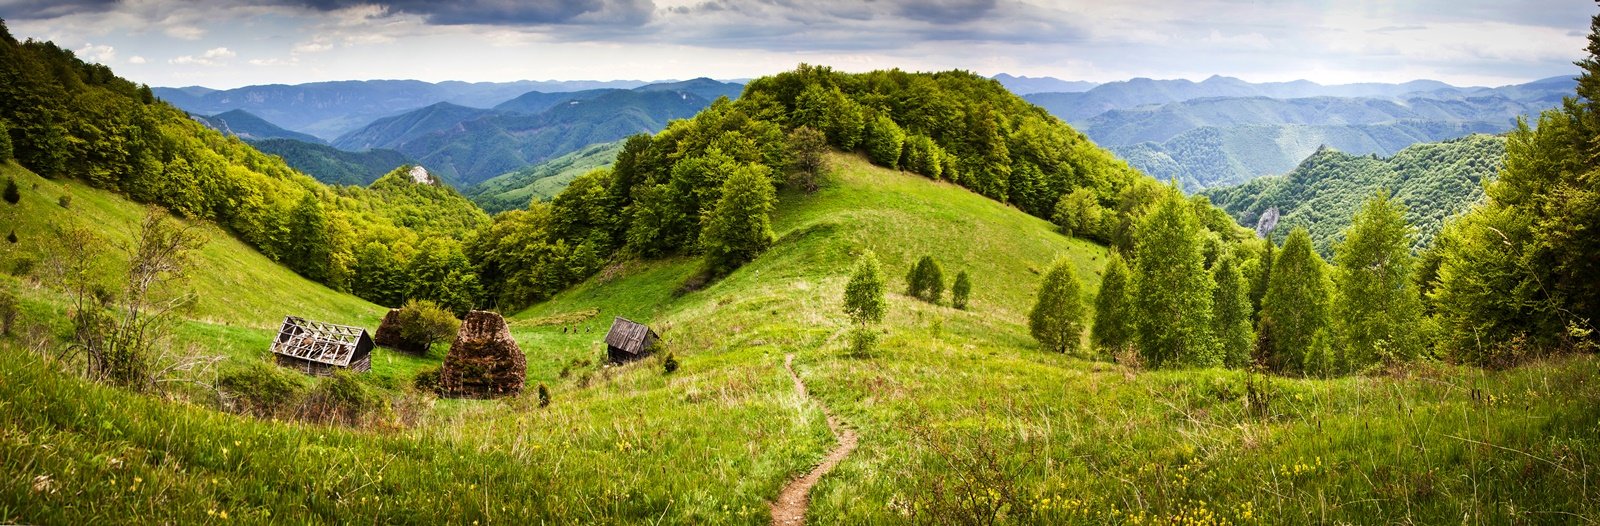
[605,317,659,364]
[270,316,374,376]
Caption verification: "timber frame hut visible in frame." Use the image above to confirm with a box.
[270,316,375,376]
[604,317,659,364]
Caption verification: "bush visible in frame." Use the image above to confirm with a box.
[537,383,551,408]
[0,286,17,336]
[396,299,460,354]
[849,327,879,356]
[906,255,944,304]
[951,271,971,310]
[217,362,308,417]
[57,194,70,208]
[413,366,442,393]
[2,177,17,205]
[300,371,388,426]
[5,230,14,244]
[663,352,679,374]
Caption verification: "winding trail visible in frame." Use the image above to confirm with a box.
[771,353,859,526]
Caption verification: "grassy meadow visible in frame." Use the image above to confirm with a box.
[2,154,1598,524]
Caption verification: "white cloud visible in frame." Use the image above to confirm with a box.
[249,57,300,66]
[75,43,117,64]
[170,47,236,66]
[292,40,334,53]
[128,55,147,64]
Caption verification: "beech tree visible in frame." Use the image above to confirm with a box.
[1133,189,1218,368]
[1261,227,1333,375]
[1211,252,1254,368]
[843,250,887,353]
[1091,251,1135,356]
[1333,191,1424,368]
[699,164,777,273]
[864,114,906,169]
[1029,258,1087,354]
[286,193,332,283]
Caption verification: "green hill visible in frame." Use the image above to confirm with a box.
[465,139,623,213]
[6,153,1596,524]
[1201,134,1507,254]
[248,138,412,187]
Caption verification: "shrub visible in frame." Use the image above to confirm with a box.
[3,177,18,205]
[413,366,442,393]
[217,362,308,417]
[396,299,460,354]
[537,383,551,408]
[663,352,679,374]
[844,251,887,326]
[5,230,14,244]
[0,286,17,336]
[951,271,971,310]
[849,327,879,356]
[300,371,388,426]
[57,194,70,208]
[905,255,944,304]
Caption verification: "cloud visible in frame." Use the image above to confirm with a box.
[170,46,236,66]
[128,55,147,64]
[75,42,117,63]
[1202,30,1271,50]
[292,39,334,53]
[284,0,654,26]
[0,0,118,20]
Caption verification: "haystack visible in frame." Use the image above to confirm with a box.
[373,308,433,354]
[439,310,525,398]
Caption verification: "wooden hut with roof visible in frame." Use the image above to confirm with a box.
[270,316,375,376]
[604,317,659,364]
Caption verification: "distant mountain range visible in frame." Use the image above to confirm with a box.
[190,109,325,144]
[1016,74,1572,189]
[990,73,1098,95]
[334,78,743,186]
[154,79,658,140]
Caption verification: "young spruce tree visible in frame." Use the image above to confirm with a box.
[1091,251,1135,356]
[905,255,944,304]
[1333,191,1423,367]
[1261,227,1333,375]
[951,270,972,310]
[1029,258,1087,354]
[1133,189,1218,368]
[1211,252,1255,368]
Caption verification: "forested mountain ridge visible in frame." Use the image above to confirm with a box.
[465,140,623,213]
[0,24,488,312]
[191,109,326,144]
[1201,134,1506,255]
[332,83,740,186]
[247,138,412,187]
[152,78,654,140]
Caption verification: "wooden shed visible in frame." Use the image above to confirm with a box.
[270,316,375,376]
[605,317,659,363]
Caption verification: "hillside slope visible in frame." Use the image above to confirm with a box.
[465,139,623,213]
[6,153,1595,525]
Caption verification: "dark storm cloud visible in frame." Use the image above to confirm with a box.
[293,0,654,26]
[897,0,997,24]
[0,0,119,20]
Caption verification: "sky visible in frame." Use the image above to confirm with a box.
[0,0,1591,89]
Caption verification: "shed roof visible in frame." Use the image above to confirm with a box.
[271,316,372,367]
[604,317,657,355]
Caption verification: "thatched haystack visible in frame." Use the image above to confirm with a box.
[439,310,525,398]
[372,308,426,354]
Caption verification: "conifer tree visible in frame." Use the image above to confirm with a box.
[1133,188,1218,368]
[699,164,776,273]
[1211,252,1254,368]
[1261,227,1333,375]
[843,250,887,353]
[2,176,18,205]
[1334,191,1423,367]
[951,270,972,310]
[905,255,944,304]
[1030,258,1087,354]
[1091,251,1135,356]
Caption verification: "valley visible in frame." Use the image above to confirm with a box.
[2,5,1599,525]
